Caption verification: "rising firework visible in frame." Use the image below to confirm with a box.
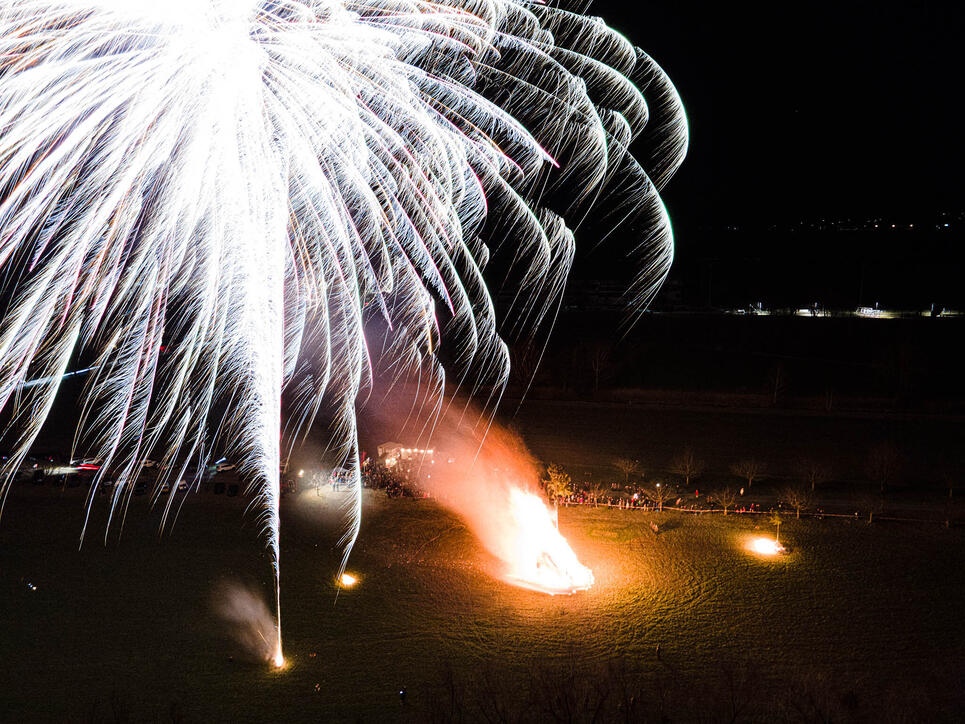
[0,0,686,661]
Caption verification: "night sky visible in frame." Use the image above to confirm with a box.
[570,1,964,307]
[594,1,963,225]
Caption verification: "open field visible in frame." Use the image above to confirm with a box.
[507,400,965,492]
[353,392,965,497]
[2,483,964,722]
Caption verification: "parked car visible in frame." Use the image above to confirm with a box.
[71,457,103,471]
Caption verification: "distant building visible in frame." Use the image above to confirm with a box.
[377,442,444,468]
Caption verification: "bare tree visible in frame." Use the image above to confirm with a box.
[941,468,958,500]
[866,442,901,493]
[730,459,766,488]
[782,486,814,519]
[587,342,612,394]
[712,487,739,515]
[587,482,609,507]
[613,457,641,483]
[670,449,705,487]
[646,482,674,512]
[797,458,833,492]
[767,513,783,544]
[768,363,787,405]
[856,492,883,524]
[509,344,542,388]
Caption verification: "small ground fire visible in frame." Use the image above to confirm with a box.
[748,537,786,556]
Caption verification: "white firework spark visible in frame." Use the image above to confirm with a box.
[0,0,686,660]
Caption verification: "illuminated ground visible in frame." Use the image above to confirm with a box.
[1,485,964,721]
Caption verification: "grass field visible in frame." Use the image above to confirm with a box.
[506,400,965,486]
[1,484,964,722]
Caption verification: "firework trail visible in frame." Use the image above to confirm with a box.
[0,1,686,660]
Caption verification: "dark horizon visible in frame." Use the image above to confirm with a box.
[596,0,964,224]
[569,1,965,308]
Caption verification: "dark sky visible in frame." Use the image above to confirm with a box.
[593,0,964,226]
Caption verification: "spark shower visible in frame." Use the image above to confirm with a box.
[0,0,686,663]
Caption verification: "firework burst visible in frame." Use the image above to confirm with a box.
[0,0,686,660]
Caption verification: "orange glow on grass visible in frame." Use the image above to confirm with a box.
[504,489,594,595]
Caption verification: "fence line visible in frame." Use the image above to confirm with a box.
[559,500,948,525]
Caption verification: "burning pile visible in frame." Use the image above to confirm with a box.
[503,489,594,595]
[372,406,594,596]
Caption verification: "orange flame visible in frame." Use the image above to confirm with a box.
[503,488,593,595]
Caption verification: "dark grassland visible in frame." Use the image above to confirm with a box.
[2,479,964,722]
[508,399,964,487]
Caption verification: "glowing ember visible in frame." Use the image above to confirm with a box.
[339,573,358,587]
[504,489,594,595]
[272,648,285,668]
[748,537,785,556]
